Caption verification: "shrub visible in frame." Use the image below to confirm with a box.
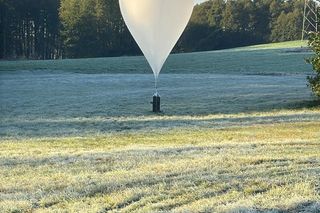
[307,32,320,97]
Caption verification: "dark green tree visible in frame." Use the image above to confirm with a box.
[207,0,225,28]
[0,0,61,59]
[252,0,272,41]
[270,0,303,42]
[222,0,240,31]
[307,32,320,97]
[59,0,138,58]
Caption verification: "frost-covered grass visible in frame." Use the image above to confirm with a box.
[0,41,312,75]
[0,121,320,212]
[0,42,320,212]
[234,40,308,51]
[0,72,319,137]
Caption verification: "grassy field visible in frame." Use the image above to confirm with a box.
[0,41,319,212]
[234,40,308,50]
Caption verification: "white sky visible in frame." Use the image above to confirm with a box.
[194,0,208,4]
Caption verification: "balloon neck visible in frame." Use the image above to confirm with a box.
[154,75,159,95]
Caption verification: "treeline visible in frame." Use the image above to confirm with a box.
[179,0,304,52]
[59,0,139,58]
[0,0,62,59]
[0,0,305,60]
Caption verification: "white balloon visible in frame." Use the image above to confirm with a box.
[119,0,194,82]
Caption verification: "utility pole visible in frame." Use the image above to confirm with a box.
[302,0,320,40]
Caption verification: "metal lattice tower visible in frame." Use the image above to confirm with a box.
[302,0,320,40]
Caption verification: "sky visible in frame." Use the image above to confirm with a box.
[194,0,208,4]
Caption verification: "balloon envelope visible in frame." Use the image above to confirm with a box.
[119,0,194,79]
